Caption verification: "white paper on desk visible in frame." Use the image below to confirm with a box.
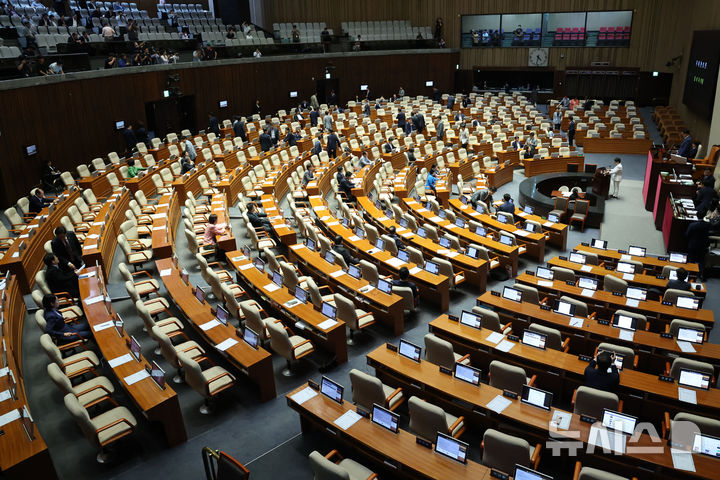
[0,409,21,427]
[671,448,696,472]
[290,244,304,250]
[330,270,346,278]
[580,265,592,272]
[446,223,457,230]
[543,221,554,227]
[691,282,703,289]
[486,331,504,345]
[417,208,429,213]
[124,369,151,386]
[460,204,469,210]
[0,390,12,402]
[348,235,361,242]
[317,319,338,330]
[588,426,626,454]
[618,329,635,342]
[108,353,134,368]
[377,216,389,222]
[437,249,451,255]
[84,244,97,250]
[429,216,444,222]
[515,229,530,237]
[0,367,8,377]
[538,280,554,287]
[580,289,595,297]
[200,319,221,331]
[87,234,99,239]
[159,269,172,277]
[625,298,639,308]
[409,267,422,275]
[269,215,282,221]
[86,295,105,305]
[678,387,697,404]
[92,222,104,226]
[620,254,631,261]
[19,234,28,239]
[386,257,405,268]
[486,395,512,414]
[152,226,166,231]
[400,232,414,238]
[215,338,239,351]
[622,273,635,281]
[447,251,460,258]
[496,339,515,352]
[676,341,696,353]
[231,256,248,263]
[92,320,115,332]
[290,386,318,406]
[264,283,281,292]
[334,410,362,431]
[569,317,584,328]
[151,214,165,220]
[327,221,340,226]
[238,263,254,270]
[550,410,572,430]
[11,252,19,258]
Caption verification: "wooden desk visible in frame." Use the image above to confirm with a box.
[662,197,696,252]
[484,162,514,189]
[523,155,585,177]
[358,197,488,293]
[226,252,348,364]
[582,137,653,155]
[155,258,276,401]
[512,206,568,250]
[642,151,694,212]
[0,189,80,293]
[309,196,450,312]
[77,164,122,199]
[124,162,174,196]
[427,313,720,418]
[653,174,696,230]
[287,244,406,336]
[259,196,296,246]
[79,267,187,446]
[573,244,699,275]
[208,194,238,253]
[368,341,717,480]
[81,190,130,283]
[0,275,56,479]
[216,164,252,207]
[286,384,491,480]
[150,193,177,259]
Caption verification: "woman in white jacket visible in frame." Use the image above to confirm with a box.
[608,157,623,198]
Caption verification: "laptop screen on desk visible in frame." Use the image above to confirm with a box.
[677,327,704,344]
[399,218,408,228]
[612,314,636,331]
[591,239,607,250]
[454,363,481,385]
[536,267,554,280]
[577,276,597,290]
[321,302,336,320]
[375,238,385,251]
[628,246,646,257]
[602,409,637,435]
[679,369,711,390]
[502,286,523,302]
[521,385,553,410]
[324,251,336,264]
[424,261,439,275]
[676,296,699,310]
[320,376,344,403]
[553,300,575,316]
[306,238,316,251]
[372,404,399,433]
[398,340,421,362]
[195,286,205,304]
[243,327,259,349]
[475,226,487,236]
[524,206,534,215]
[460,310,482,329]
[272,270,283,287]
[355,227,365,239]
[455,218,465,228]
[616,262,635,274]
[514,465,553,480]
[548,213,559,223]
[416,227,426,238]
[439,237,451,248]
[626,287,646,301]
[466,246,478,259]
[500,234,513,246]
[295,287,308,303]
[377,278,392,294]
[435,432,468,464]
[524,222,536,232]
[254,258,265,272]
[522,330,547,349]
[397,249,409,263]
[669,252,687,264]
[216,306,229,326]
[569,252,586,264]
[347,264,361,279]
[692,433,720,458]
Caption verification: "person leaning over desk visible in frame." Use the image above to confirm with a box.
[584,351,620,393]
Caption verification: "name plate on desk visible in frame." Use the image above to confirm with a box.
[448,314,459,322]
[386,342,398,352]
[540,305,551,311]
[660,332,673,339]
[502,389,518,400]
[416,436,433,449]
[598,319,610,325]
[559,255,568,260]
[578,355,593,362]
[439,366,452,375]
[491,291,501,297]
[490,470,510,480]
[659,375,675,383]
[580,414,596,424]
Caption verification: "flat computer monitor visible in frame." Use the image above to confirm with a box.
[678,369,711,390]
[289,91,298,98]
[360,84,368,91]
[129,335,141,361]
[548,213,560,223]
[372,403,399,433]
[347,264,361,279]
[475,204,486,214]
[625,287,647,301]
[306,238,316,251]
[602,409,638,435]
[324,250,336,264]
[321,302,337,320]
[355,227,365,239]
[115,120,125,130]
[416,227,426,238]
[499,234,513,246]
[377,278,392,294]
[219,100,228,108]
[454,362,481,385]
[628,245,646,257]
[668,269,679,280]
[254,257,265,271]
[524,206,534,215]
[677,326,704,344]
[243,327,260,349]
[536,266,554,280]
[398,339,421,362]
[475,226,487,236]
[216,306,229,326]
[320,376,344,403]
[676,296,700,310]
[669,252,688,264]
[397,249,409,263]
[497,214,508,224]
[460,310,481,329]
[195,285,205,303]
[434,432,469,464]
[514,465,553,480]
[375,238,385,251]
[455,218,465,228]
[425,80,434,87]
[151,360,165,389]
[424,261,439,275]
[591,239,607,250]
[438,209,447,219]
[553,299,576,316]
[612,313,636,331]
[295,287,308,304]
[521,385,553,410]
[616,262,635,274]
[522,330,547,349]
[692,433,720,458]
[569,252,587,264]
[524,222,536,232]
[439,237,451,248]
[465,246,478,259]
[577,276,598,290]
[502,286,523,302]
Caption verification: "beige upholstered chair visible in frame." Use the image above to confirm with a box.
[668,319,706,339]
[662,288,694,304]
[551,266,575,282]
[559,296,588,317]
[119,262,158,297]
[118,234,153,270]
[432,257,465,289]
[472,306,512,334]
[240,300,279,342]
[267,321,315,376]
[481,428,541,473]
[308,450,377,480]
[334,293,375,344]
[125,281,170,317]
[488,360,535,394]
[408,396,465,442]
[48,363,114,409]
[575,464,634,480]
[41,334,99,379]
[572,386,620,419]
[664,412,720,444]
[424,333,470,370]
[597,342,637,369]
[177,351,235,414]
[528,323,569,352]
[667,357,714,381]
[603,274,627,294]
[349,369,404,412]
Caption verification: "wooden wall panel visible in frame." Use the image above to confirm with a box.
[0,51,457,208]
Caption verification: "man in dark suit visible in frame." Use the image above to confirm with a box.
[51,226,83,272]
[269,124,280,146]
[42,294,91,344]
[436,118,445,141]
[392,267,419,305]
[232,116,246,141]
[247,202,278,241]
[666,267,691,291]
[404,119,414,135]
[447,94,455,110]
[29,188,52,215]
[697,168,714,190]
[396,110,406,130]
[284,128,300,147]
[122,123,137,153]
[311,133,323,155]
[388,226,405,251]
[413,112,426,133]
[43,253,80,298]
[383,138,394,153]
[583,351,620,393]
[567,117,576,147]
[695,177,718,218]
[252,100,261,115]
[510,136,523,151]
[259,128,273,152]
[208,113,220,135]
[309,107,319,127]
[677,129,693,157]
[497,194,515,214]
[332,235,359,266]
[326,129,339,158]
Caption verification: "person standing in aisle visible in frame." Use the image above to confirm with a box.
[567,116,576,147]
[607,158,623,198]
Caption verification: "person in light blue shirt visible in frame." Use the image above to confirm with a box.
[358,152,372,167]
[183,138,196,161]
[425,166,438,197]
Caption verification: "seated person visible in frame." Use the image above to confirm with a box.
[425,166,438,197]
[583,351,620,393]
[392,266,419,305]
[302,164,314,186]
[470,186,497,209]
[388,226,405,251]
[340,171,356,202]
[43,253,80,299]
[29,188,53,215]
[126,158,146,178]
[247,203,275,238]
[358,152,372,168]
[697,167,715,189]
[332,235,359,266]
[43,293,91,344]
[666,267,691,291]
[204,213,227,262]
[180,152,194,174]
[496,193,515,214]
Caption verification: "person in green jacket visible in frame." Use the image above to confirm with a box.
[126,158,146,178]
